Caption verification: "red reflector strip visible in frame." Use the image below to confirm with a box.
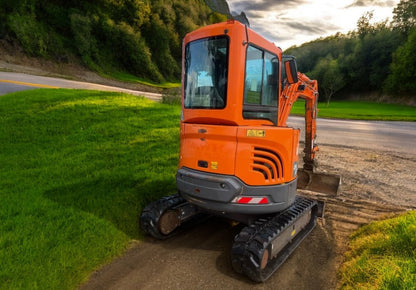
[237,197,252,203]
[258,198,268,204]
[233,197,269,204]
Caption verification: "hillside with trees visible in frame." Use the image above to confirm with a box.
[1,0,415,104]
[0,0,229,83]
[285,0,416,104]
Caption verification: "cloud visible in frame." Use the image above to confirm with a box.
[249,18,340,46]
[244,11,266,19]
[227,0,399,49]
[249,25,278,43]
[283,21,329,34]
[230,0,307,14]
[347,0,397,8]
[278,17,341,34]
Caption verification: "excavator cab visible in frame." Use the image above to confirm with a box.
[178,25,298,220]
[177,20,339,218]
[141,20,340,282]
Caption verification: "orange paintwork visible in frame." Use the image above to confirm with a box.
[279,73,319,169]
[181,21,282,126]
[179,21,318,186]
[234,127,299,185]
[179,123,238,175]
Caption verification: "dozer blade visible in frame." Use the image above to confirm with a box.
[297,168,341,195]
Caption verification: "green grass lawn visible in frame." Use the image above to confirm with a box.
[0,89,181,289]
[339,211,416,289]
[1,88,415,289]
[290,100,416,121]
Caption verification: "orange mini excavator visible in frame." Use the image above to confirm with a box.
[140,20,340,282]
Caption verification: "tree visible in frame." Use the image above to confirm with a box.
[311,58,345,106]
[357,11,375,38]
[1,0,228,83]
[384,28,416,96]
[392,0,416,35]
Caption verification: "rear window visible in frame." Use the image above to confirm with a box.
[184,36,229,109]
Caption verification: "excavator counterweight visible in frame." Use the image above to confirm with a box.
[140,21,340,282]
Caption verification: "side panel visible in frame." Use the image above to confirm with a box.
[235,127,297,186]
[179,123,238,175]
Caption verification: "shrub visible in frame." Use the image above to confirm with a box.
[70,13,96,60]
[7,14,49,57]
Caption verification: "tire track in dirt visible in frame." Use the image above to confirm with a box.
[301,191,408,256]
[81,145,416,290]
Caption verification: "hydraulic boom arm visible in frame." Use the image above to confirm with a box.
[279,72,319,171]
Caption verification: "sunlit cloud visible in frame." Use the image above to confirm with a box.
[347,0,397,8]
[227,0,400,49]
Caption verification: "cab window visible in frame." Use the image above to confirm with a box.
[184,36,229,109]
[243,46,279,124]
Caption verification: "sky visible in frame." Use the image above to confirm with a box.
[227,0,400,50]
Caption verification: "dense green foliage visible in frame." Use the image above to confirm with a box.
[285,0,416,102]
[340,211,416,289]
[0,89,181,289]
[0,0,227,82]
[1,0,415,100]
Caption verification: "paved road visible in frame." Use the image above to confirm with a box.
[288,116,416,155]
[0,72,162,101]
[1,71,414,154]
[0,81,40,95]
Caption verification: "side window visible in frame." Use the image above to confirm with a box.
[244,46,263,104]
[243,46,279,124]
[263,52,279,106]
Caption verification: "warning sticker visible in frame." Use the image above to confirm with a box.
[246,129,265,137]
[211,161,218,170]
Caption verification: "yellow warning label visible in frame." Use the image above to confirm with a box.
[246,129,265,137]
[211,161,218,170]
[291,229,296,236]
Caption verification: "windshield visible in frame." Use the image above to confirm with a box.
[184,36,229,109]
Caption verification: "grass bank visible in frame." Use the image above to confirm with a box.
[104,71,181,89]
[290,101,416,121]
[0,89,181,289]
[339,211,416,289]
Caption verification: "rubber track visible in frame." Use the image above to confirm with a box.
[140,194,187,240]
[231,196,318,282]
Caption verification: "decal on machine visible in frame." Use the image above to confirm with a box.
[246,129,265,137]
[211,161,218,170]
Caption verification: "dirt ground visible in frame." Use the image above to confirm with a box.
[81,145,416,290]
[1,51,415,289]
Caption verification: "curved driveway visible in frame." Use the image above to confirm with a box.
[0,71,162,101]
[1,71,415,154]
